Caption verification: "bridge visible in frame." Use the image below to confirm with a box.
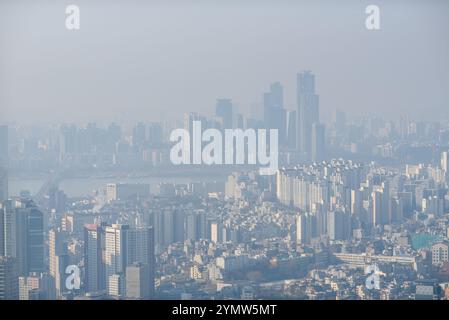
[33,170,63,206]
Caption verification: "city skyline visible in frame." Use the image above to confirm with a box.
[2,0,449,303]
[1,0,449,124]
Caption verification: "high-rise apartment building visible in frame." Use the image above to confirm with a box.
[105,224,129,290]
[49,228,68,298]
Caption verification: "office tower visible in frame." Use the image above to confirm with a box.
[27,202,44,273]
[287,111,296,149]
[215,99,233,129]
[264,82,286,145]
[84,224,105,293]
[125,262,150,299]
[105,224,129,290]
[132,122,146,147]
[127,227,155,296]
[311,122,325,162]
[0,256,18,300]
[297,71,319,156]
[0,125,8,167]
[127,227,153,264]
[2,198,44,275]
[0,167,7,203]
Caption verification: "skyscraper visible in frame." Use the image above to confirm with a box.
[49,229,65,276]
[49,228,68,298]
[264,82,286,145]
[84,224,106,293]
[105,224,129,291]
[127,226,155,296]
[297,71,319,157]
[1,198,44,275]
[0,167,7,203]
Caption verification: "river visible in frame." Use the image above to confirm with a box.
[8,175,225,198]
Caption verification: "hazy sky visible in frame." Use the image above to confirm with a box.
[1,0,448,125]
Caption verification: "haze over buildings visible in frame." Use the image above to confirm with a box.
[1,0,449,301]
[1,0,449,124]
